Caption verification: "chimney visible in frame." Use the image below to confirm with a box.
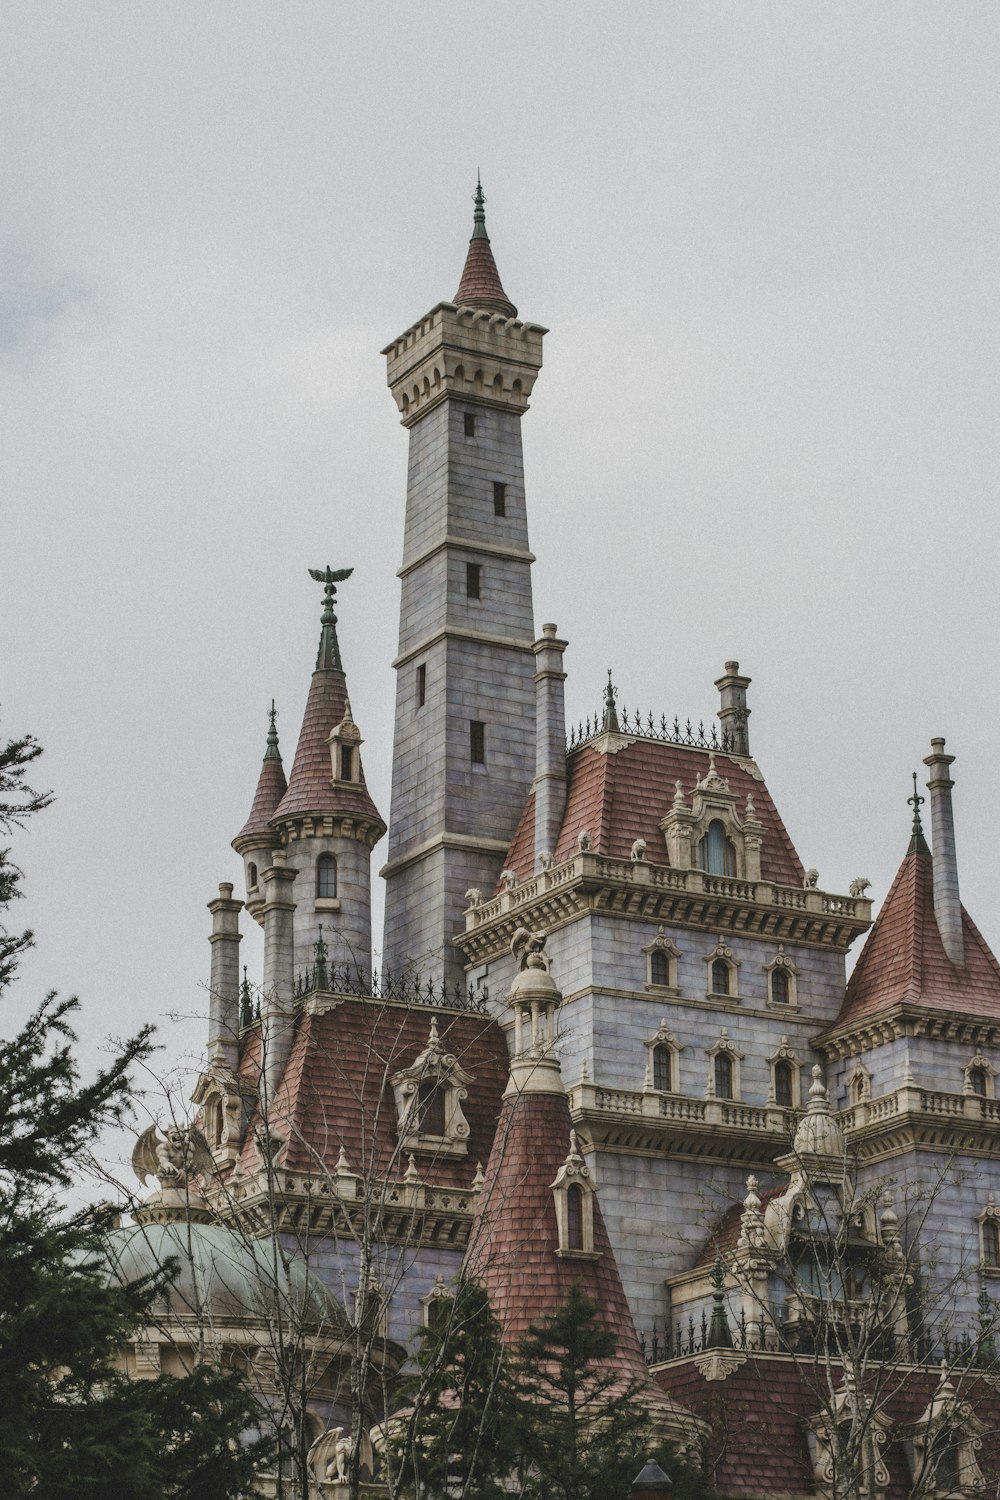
[533,624,568,867]
[923,737,964,967]
[715,661,751,756]
[207,883,243,1071]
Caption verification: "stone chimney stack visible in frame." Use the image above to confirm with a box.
[260,850,299,1102]
[715,661,751,756]
[923,737,964,967]
[533,623,568,867]
[207,883,243,1071]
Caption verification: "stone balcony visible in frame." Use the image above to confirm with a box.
[565,1078,1000,1165]
[457,851,872,966]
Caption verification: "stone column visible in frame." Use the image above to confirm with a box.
[207,883,243,1071]
[923,737,964,967]
[261,851,298,1104]
[714,661,751,756]
[533,623,568,867]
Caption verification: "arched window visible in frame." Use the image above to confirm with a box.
[774,1060,794,1108]
[699,819,737,877]
[711,958,731,996]
[650,949,669,987]
[212,1098,225,1145]
[771,967,789,1004]
[316,854,338,899]
[247,862,258,888]
[851,1072,866,1104]
[566,1184,584,1250]
[652,1045,672,1092]
[418,1080,446,1136]
[714,1052,734,1100]
[983,1219,1000,1267]
[969,1066,988,1098]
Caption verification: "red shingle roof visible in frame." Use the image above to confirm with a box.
[833,848,1000,1028]
[271,669,385,832]
[691,1186,786,1269]
[455,237,517,318]
[235,754,287,846]
[465,1089,647,1372]
[238,1001,509,1190]
[503,741,804,889]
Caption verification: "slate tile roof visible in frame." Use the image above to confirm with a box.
[454,236,517,318]
[503,741,804,889]
[271,668,385,831]
[832,846,1000,1028]
[237,1000,508,1190]
[690,1186,787,1270]
[235,754,288,844]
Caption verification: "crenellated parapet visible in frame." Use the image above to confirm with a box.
[382,302,546,427]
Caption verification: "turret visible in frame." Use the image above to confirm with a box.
[206,882,242,1071]
[232,702,287,923]
[268,568,386,983]
[715,660,751,756]
[923,736,964,967]
[532,623,568,867]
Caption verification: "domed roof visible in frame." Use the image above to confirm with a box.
[99,1220,349,1329]
[792,1066,845,1159]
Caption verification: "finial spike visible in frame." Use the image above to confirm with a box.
[264,699,281,761]
[907,770,930,855]
[309,565,353,672]
[602,669,620,733]
[471,174,488,240]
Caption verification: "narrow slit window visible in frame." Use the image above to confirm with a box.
[416,663,426,708]
[652,1045,672,1092]
[470,720,486,764]
[493,481,507,516]
[566,1184,584,1250]
[464,412,476,437]
[466,562,481,599]
[316,854,338,899]
[774,1060,794,1108]
[714,1052,734,1100]
[248,862,258,887]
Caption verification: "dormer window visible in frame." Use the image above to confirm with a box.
[316,854,338,900]
[566,1184,584,1249]
[699,818,737,876]
[392,1016,474,1159]
[418,1080,446,1136]
[551,1131,598,1259]
[340,745,355,781]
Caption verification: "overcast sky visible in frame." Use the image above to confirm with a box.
[3,3,999,1118]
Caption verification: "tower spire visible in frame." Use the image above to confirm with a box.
[309,565,353,672]
[454,177,517,318]
[264,699,281,761]
[907,771,930,857]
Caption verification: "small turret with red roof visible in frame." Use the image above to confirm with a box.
[454,177,517,319]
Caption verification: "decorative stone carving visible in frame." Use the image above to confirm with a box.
[630,838,647,861]
[849,877,872,898]
[803,868,819,888]
[464,887,484,908]
[806,1368,891,1500]
[132,1123,216,1190]
[907,1366,987,1495]
[577,829,592,852]
[499,868,518,890]
[511,926,548,970]
[309,1425,354,1485]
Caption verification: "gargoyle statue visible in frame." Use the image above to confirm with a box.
[132,1123,216,1189]
[511,926,547,971]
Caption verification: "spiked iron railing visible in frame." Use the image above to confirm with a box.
[568,710,736,754]
[293,963,489,1013]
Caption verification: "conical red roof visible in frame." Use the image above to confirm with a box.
[270,669,385,833]
[832,847,1000,1028]
[235,755,287,846]
[454,179,517,318]
[465,1088,647,1376]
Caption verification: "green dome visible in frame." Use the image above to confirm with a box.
[99,1219,348,1329]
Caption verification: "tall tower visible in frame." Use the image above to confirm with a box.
[381,183,546,983]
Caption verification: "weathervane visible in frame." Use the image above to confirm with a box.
[309,565,353,671]
[907,770,925,839]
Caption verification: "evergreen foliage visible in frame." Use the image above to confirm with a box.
[514,1281,652,1500]
[392,1277,516,1499]
[0,721,270,1498]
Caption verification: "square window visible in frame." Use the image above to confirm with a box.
[466,562,481,599]
[470,720,486,764]
[464,412,476,438]
[416,663,426,708]
[493,481,507,517]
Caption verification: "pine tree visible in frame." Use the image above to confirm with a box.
[391,1277,516,1499]
[514,1281,652,1500]
[0,722,270,1497]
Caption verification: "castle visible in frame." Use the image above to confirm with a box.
[119,186,1000,1495]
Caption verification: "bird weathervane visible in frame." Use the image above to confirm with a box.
[310,565,353,671]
